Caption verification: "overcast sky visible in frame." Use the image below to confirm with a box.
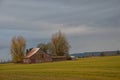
[0,0,120,60]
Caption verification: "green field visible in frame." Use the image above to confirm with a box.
[0,56,120,80]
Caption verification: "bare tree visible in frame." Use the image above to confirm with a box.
[50,31,70,56]
[10,36,26,63]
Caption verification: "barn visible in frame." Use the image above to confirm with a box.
[23,48,52,64]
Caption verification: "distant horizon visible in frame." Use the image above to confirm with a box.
[72,50,120,54]
[0,48,119,61]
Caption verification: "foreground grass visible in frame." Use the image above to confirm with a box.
[0,56,120,80]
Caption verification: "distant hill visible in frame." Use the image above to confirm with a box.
[70,51,120,58]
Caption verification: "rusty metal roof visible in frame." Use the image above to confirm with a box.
[24,48,40,58]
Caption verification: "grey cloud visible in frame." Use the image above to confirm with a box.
[31,0,120,27]
[0,0,120,60]
[0,0,120,29]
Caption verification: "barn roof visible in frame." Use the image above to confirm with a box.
[24,48,40,58]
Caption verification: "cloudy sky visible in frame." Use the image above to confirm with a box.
[0,0,120,60]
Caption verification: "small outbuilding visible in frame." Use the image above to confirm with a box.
[70,56,77,60]
[52,56,67,61]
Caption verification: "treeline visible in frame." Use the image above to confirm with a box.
[10,31,71,63]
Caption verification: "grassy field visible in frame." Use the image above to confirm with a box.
[0,56,120,80]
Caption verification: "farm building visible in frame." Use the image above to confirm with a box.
[23,48,52,64]
[52,56,67,61]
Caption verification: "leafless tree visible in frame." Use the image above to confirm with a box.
[50,31,70,56]
[10,36,26,63]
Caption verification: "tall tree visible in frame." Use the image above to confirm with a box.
[10,36,26,63]
[50,31,70,56]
